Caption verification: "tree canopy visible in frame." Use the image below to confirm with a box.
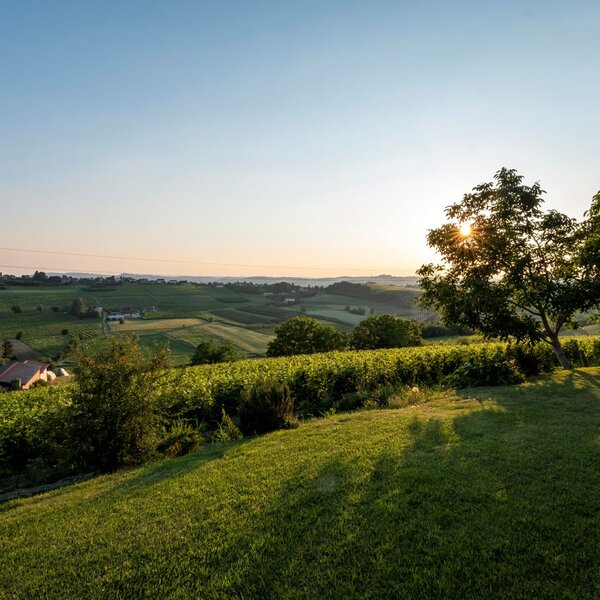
[190,339,242,365]
[266,316,347,357]
[349,314,422,350]
[417,168,600,369]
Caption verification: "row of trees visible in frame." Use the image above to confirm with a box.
[266,315,423,357]
[418,168,600,369]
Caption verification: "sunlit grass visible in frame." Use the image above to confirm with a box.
[1,368,600,598]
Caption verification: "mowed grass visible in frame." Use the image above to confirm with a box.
[2,369,600,598]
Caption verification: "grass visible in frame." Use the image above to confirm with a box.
[1,368,600,598]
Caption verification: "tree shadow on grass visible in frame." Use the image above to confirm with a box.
[185,372,600,599]
[0,438,250,515]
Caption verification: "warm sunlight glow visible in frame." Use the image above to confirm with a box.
[459,223,472,237]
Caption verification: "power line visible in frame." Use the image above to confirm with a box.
[0,264,124,276]
[0,247,419,274]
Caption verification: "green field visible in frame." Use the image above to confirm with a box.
[0,282,431,365]
[2,368,600,598]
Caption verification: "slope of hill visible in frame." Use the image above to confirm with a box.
[2,368,600,598]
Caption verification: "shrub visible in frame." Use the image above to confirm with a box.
[15,331,23,340]
[69,336,169,472]
[190,339,242,365]
[158,419,204,457]
[349,315,423,350]
[61,329,69,335]
[445,352,525,388]
[211,410,243,443]
[238,380,295,435]
[507,343,556,376]
[267,316,347,357]
[11,305,21,314]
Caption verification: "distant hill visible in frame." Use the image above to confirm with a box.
[52,272,421,287]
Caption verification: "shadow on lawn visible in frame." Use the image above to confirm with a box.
[192,371,600,599]
[105,437,252,498]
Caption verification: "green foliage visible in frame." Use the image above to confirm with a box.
[10,305,22,314]
[190,338,242,365]
[418,168,600,369]
[69,336,169,472]
[349,315,423,350]
[3,337,600,482]
[0,339,9,363]
[0,385,73,481]
[445,353,525,388]
[211,409,243,443]
[266,316,347,357]
[506,342,556,377]
[70,297,86,316]
[421,322,473,338]
[237,380,295,435]
[158,419,204,457]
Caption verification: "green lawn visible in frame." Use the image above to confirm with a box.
[2,369,600,598]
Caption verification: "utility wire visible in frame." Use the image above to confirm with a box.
[0,247,418,274]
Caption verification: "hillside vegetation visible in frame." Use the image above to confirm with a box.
[2,337,599,487]
[1,368,600,598]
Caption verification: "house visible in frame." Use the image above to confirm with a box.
[0,360,49,390]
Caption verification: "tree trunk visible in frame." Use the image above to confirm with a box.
[550,334,572,370]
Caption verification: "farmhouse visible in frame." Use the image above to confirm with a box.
[0,360,50,390]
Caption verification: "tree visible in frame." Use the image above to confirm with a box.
[70,336,169,472]
[190,339,242,365]
[10,305,21,314]
[70,297,86,316]
[580,192,600,323]
[417,168,600,369]
[349,314,423,350]
[266,316,347,357]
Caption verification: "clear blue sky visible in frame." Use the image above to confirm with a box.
[1,1,599,277]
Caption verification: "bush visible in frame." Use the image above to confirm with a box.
[15,331,23,340]
[507,343,556,377]
[445,353,525,388]
[267,316,347,357]
[69,336,169,472]
[61,329,69,335]
[237,380,295,435]
[190,339,242,365]
[158,419,204,457]
[10,305,21,314]
[349,315,423,350]
[211,409,243,443]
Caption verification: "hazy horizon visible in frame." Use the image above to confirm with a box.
[2,1,599,278]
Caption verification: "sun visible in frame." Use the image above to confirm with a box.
[459,223,472,237]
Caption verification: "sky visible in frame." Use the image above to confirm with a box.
[1,0,599,278]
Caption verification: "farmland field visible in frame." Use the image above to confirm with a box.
[1,280,596,366]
